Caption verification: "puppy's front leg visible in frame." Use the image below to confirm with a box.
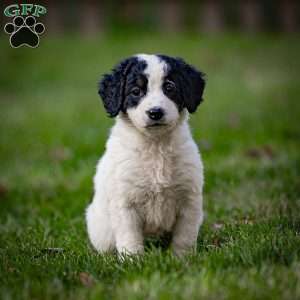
[171,199,203,257]
[112,207,144,255]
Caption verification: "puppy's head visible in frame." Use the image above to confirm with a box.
[99,54,205,133]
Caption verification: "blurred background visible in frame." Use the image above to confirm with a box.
[1,1,300,34]
[0,1,300,299]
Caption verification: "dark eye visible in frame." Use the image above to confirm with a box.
[131,87,142,97]
[164,80,176,92]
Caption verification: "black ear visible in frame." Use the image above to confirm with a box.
[177,59,206,113]
[98,58,136,117]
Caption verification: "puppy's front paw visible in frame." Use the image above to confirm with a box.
[117,249,144,263]
[171,243,196,258]
[117,243,144,257]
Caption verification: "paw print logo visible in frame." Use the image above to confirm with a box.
[4,16,45,48]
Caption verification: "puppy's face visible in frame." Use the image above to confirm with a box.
[99,54,205,133]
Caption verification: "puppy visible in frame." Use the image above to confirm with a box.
[86,54,206,257]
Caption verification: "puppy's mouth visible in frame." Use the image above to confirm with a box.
[146,123,167,128]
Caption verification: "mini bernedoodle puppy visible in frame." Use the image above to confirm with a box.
[86,54,206,257]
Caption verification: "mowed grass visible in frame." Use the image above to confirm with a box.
[0,33,300,300]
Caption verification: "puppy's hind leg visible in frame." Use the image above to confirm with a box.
[86,201,115,253]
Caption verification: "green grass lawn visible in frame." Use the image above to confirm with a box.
[0,33,300,300]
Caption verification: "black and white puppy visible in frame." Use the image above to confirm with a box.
[86,54,206,256]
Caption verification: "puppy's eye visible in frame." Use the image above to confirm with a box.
[164,80,176,92]
[131,87,142,97]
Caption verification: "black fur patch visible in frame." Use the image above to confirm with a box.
[158,55,206,113]
[123,65,148,111]
[98,57,147,117]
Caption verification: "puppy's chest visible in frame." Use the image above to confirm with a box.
[130,148,184,234]
[133,145,181,192]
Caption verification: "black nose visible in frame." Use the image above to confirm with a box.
[146,107,164,121]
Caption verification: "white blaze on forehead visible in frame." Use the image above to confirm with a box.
[136,54,167,90]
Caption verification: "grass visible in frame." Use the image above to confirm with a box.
[0,32,300,300]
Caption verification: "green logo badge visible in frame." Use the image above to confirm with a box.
[3,4,47,48]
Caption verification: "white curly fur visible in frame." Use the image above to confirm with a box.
[86,54,204,256]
